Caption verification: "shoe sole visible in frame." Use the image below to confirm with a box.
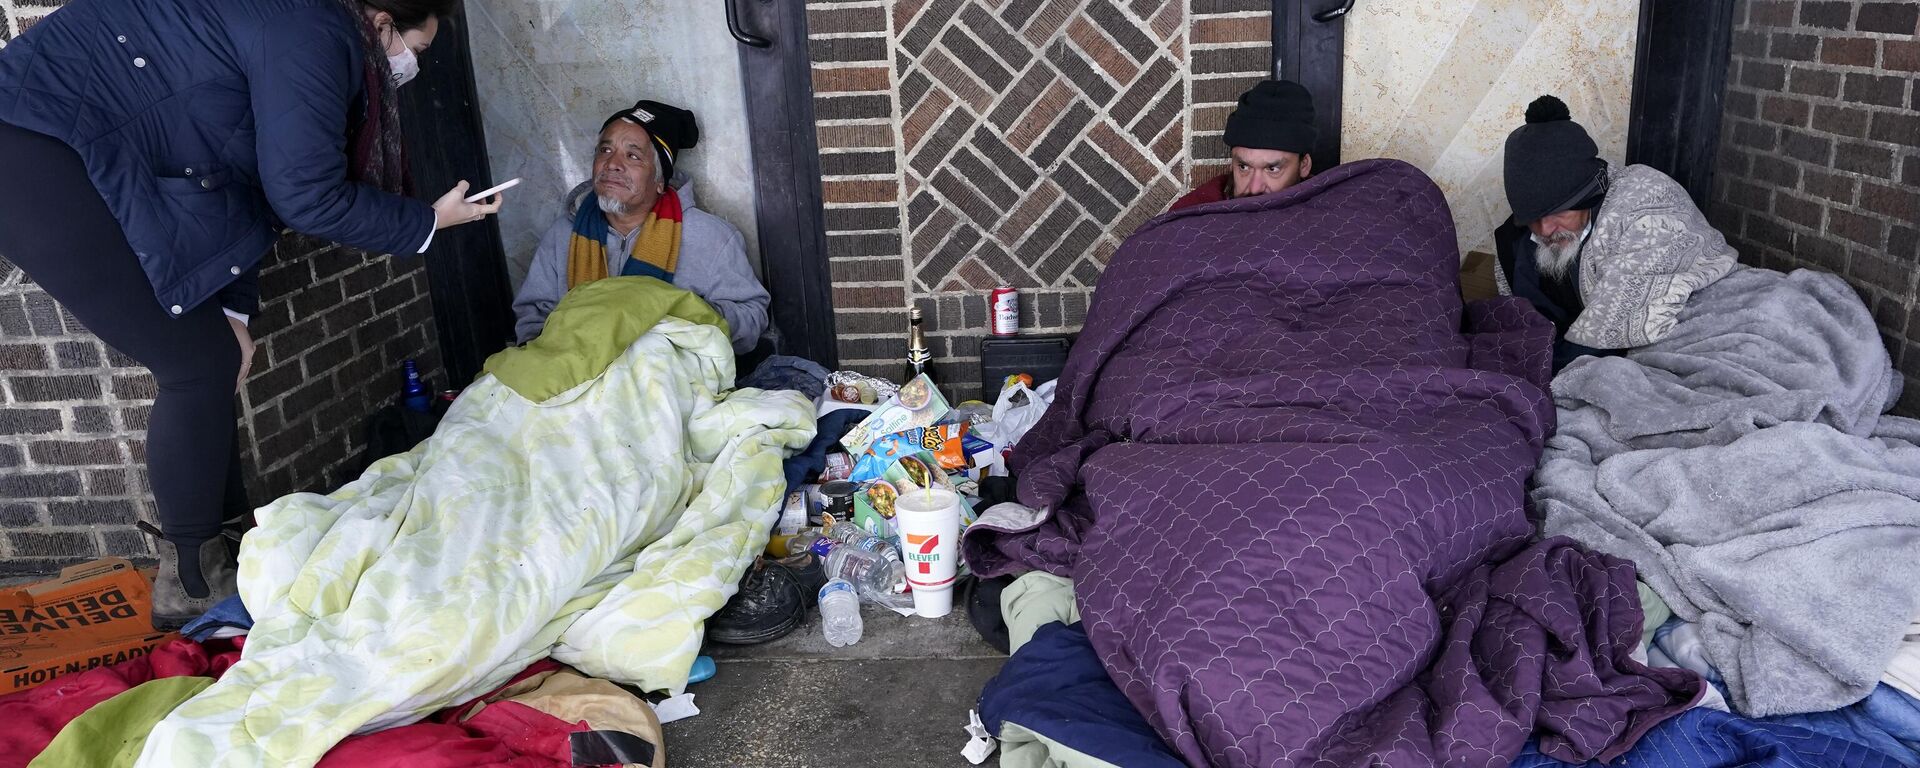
[707,604,804,645]
[151,614,193,632]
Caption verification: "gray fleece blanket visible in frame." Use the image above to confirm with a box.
[1536,266,1920,717]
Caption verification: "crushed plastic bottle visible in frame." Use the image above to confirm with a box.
[825,521,903,566]
[793,534,905,597]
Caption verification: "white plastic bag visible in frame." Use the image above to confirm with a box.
[973,379,1056,470]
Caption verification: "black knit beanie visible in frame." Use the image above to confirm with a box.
[1503,95,1608,224]
[602,99,700,182]
[1223,80,1318,156]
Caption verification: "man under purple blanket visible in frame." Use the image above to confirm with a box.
[962,158,1702,767]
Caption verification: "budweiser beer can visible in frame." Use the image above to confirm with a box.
[989,286,1020,336]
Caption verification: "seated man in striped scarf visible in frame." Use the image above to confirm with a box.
[513,99,770,354]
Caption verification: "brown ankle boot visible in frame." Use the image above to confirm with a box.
[142,523,238,631]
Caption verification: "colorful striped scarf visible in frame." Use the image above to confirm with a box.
[566,187,684,288]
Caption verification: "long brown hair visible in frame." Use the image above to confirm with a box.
[359,0,454,30]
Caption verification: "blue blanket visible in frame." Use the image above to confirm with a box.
[180,595,254,641]
[983,620,1916,768]
[1758,686,1920,765]
[978,622,1183,767]
[1513,707,1909,768]
[1650,617,1920,765]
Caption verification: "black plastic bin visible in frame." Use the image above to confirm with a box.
[979,333,1073,396]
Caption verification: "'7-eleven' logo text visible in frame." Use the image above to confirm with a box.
[905,534,942,574]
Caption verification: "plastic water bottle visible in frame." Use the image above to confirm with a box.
[795,535,903,597]
[826,545,905,597]
[825,522,903,566]
[818,579,863,648]
[401,359,431,413]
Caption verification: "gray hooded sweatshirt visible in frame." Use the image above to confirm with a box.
[512,175,770,353]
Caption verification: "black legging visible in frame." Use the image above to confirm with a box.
[0,121,238,546]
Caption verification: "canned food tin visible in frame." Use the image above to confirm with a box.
[823,451,855,482]
[820,480,859,524]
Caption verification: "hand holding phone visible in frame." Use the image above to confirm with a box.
[465,178,522,203]
[433,180,511,231]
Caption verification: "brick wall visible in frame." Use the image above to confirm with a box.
[0,4,443,576]
[235,239,443,511]
[808,0,1272,402]
[1710,0,1920,410]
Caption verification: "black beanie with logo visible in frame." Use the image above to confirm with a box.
[603,100,700,182]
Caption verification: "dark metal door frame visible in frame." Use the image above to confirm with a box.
[734,0,839,369]
[1626,0,1738,209]
[1272,0,1351,172]
[398,0,515,386]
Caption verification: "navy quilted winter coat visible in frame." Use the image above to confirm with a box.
[0,0,434,317]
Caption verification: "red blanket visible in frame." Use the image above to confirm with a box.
[0,638,584,767]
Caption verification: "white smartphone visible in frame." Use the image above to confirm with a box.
[464,178,522,203]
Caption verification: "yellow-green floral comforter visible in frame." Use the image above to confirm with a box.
[134,278,814,767]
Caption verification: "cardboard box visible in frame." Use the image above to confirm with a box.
[0,558,175,695]
[839,374,951,456]
[1461,250,1500,303]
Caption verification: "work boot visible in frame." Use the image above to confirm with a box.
[774,551,827,601]
[707,558,806,646]
[141,522,238,631]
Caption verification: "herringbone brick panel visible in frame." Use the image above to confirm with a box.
[811,0,1271,400]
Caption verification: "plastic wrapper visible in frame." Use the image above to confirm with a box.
[850,432,921,484]
[853,424,972,482]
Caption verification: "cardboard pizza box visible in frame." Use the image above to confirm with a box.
[0,558,175,695]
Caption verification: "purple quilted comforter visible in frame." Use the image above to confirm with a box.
[963,160,1702,767]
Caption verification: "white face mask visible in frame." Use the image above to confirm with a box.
[381,25,420,88]
[387,47,420,88]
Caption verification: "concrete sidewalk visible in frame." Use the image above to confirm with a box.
[664,603,1006,767]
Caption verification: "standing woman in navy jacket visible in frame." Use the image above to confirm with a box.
[0,0,504,625]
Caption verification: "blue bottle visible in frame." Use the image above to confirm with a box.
[402,359,432,413]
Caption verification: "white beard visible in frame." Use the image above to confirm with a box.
[596,194,628,217]
[1535,235,1584,282]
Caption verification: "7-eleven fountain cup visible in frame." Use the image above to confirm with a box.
[893,487,964,618]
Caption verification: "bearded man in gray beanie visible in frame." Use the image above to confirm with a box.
[1494,95,1737,372]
